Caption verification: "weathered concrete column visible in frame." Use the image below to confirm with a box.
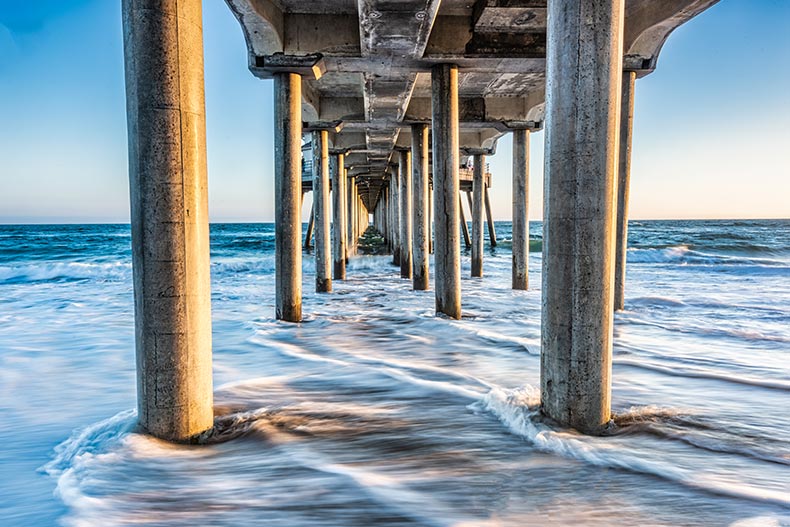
[390,166,401,266]
[343,168,350,261]
[347,175,355,254]
[332,153,347,280]
[472,155,485,277]
[512,129,530,290]
[304,206,314,249]
[484,185,497,247]
[313,131,331,292]
[614,71,636,311]
[122,0,213,440]
[431,64,461,319]
[412,123,430,290]
[429,185,434,254]
[541,0,624,434]
[399,150,413,279]
[459,195,471,248]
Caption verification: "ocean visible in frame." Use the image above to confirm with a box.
[0,220,788,526]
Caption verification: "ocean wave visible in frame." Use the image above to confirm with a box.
[0,261,132,283]
[476,386,790,509]
[615,358,790,391]
[627,245,788,267]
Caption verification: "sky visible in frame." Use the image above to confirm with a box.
[0,0,788,223]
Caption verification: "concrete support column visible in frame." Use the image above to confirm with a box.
[541,0,624,434]
[348,178,357,254]
[304,205,314,249]
[347,176,355,254]
[431,64,461,319]
[614,71,636,311]
[512,129,530,290]
[122,0,213,440]
[343,168,350,261]
[472,155,485,277]
[391,166,401,266]
[399,150,413,279]
[312,131,331,292]
[412,123,430,290]
[332,153,347,280]
[484,185,497,247]
[459,195,471,249]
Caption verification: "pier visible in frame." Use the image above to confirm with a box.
[121,0,717,441]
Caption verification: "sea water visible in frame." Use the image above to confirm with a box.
[0,220,788,526]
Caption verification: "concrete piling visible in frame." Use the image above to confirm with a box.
[512,129,530,290]
[399,150,413,279]
[390,165,401,267]
[484,186,497,247]
[122,0,213,440]
[472,155,485,277]
[332,153,347,280]
[273,72,304,322]
[431,64,461,319]
[304,207,314,249]
[412,123,430,290]
[347,175,356,254]
[313,131,332,293]
[614,71,636,311]
[459,195,471,248]
[541,0,623,434]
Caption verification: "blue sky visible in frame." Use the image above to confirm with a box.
[0,0,788,222]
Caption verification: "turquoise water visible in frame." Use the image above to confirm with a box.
[0,220,788,526]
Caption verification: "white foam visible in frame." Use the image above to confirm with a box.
[477,386,790,509]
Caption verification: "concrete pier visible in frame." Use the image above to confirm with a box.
[332,152,347,280]
[304,207,314,249]
[343,167,349,261]
[390,166,401,266]
[412,124,430,290]
[122,0,213,440]
[459,195,471,249]
[348,175,356,254]
[484,186,497,248]
[274,72,304,320]
[472,155,485,277]
[614,71,636,311]
[313,130,332,293]
[512,129,530,290]
[541,0,623,434]
[399,150,413,279]
[431,64,461,319]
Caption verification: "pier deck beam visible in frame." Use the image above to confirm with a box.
[472,155,485,277]
[332,153,347,280]
[122,0,213,440]
[312,130,332,292]
[512,129,530,290]
[541,0,623,434]
[432,64,461,319]
[614,71,636,311]
[412,124,430,290]
[399,150,413,279]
